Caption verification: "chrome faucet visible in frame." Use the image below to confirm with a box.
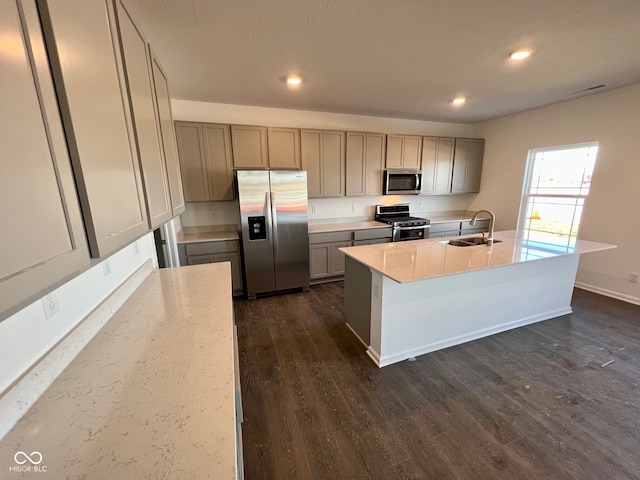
[470,210,495,246]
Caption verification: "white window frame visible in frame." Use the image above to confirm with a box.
[516,142,598,247]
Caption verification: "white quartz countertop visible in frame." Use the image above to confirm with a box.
[309,220,389,234]
[0,263,238,479]
[340,230,616,283]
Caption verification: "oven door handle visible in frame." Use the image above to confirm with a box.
[395,224,431,231]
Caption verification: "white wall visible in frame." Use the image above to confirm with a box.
[0,235,157,395]
[471,82,640,304]
[173,101,481,228]
[172,100,480,136]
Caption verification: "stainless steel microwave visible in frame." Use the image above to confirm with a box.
[383,169,422,195]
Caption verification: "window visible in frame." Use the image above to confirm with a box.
[517,142,598,249]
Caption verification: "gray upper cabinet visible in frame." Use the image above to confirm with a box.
[231,125,269,169]
[346,132,386,196]
[451,138,485,193]
[421,136,455,195]
[150,50,185,216]
[385,134,422,169]
[302,129,346,198]
[267,127,301,169]
[38,0,149,258]
[175,122,234,201]
[114,0,172,229]
[1,0,90,320]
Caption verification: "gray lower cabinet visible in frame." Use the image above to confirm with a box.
[309,231,352,281]
[429,219,490,238]
[352,227,393,246]
[178,241,243,295]
[39,0,149,258]
[1,0,91,320]
[309,228,392,282]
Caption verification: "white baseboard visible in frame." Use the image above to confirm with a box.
[574,282,640,306]
[375,307,572,367]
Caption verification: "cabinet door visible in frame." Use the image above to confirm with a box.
[1,0,90,319]
[386,135,404,168]
[268,127,301,169]
[203,124,234,200]
[465,138,485,193]
[345,132,366,196]
[330,241,351,276]
[231,125,269,168]
[309,244,331,278]
[301,130,323,197]
[364,133,386,195]
[403,136,423,169]
[322,131,346,197]
[214,252,243,294]
[175,122,209,201]
[422,136,455,195]
[150,50,185,215]
[38,0,149,258]
[114,0,171,228]
[186,254,215,265]
[452,138,484,193]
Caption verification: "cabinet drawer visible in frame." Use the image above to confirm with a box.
[353,227,392,241]
[186,254,215,265]
[430,222,461,234]
[309,231,352,244]
[185,240,238,255]
[461,219,489,231]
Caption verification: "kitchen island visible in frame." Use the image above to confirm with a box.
[341,230,615,367]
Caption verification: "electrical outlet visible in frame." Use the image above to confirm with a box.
[209,210,217,220]
[311,206,318,214]
[103,259,112,277]
[42,292,60,319]
[629,272,639,283]
[352,204,358,212]
[419,202,425,209]
[133,241,139,255]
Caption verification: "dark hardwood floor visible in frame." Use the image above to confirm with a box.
[234,283,640,480]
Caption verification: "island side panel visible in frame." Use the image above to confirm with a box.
[376,253,580,367]
[344,256,372,345]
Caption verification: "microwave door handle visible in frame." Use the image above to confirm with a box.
[415,173,421,191]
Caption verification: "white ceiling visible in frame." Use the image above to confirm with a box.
[126,0,640,124]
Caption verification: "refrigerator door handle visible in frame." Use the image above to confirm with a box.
[270,192,279,255]
[265,191,274,251]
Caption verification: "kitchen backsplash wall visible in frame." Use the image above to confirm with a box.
[180,194,476,228]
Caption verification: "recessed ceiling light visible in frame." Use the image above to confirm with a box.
[452,97,466,105]
[286,75,302,86]
[509,49,532,61]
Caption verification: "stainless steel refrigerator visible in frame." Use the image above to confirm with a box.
[236,170,310,298]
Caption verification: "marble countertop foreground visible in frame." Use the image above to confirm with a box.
[0,264,238,479]
[340,230,616,283]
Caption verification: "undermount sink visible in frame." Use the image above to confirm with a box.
[441,237,503,247]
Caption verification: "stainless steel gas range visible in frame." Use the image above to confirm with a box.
[375,204,431,242]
